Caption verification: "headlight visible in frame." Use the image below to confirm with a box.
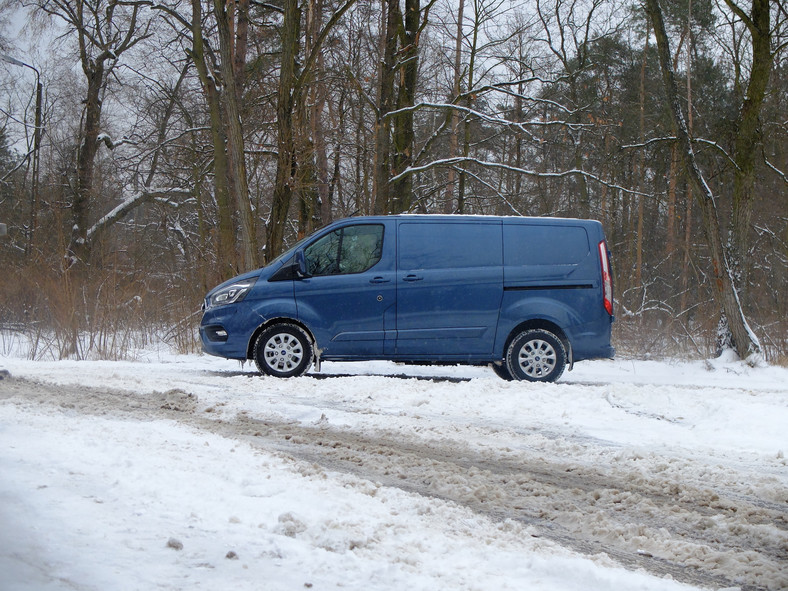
[207,277,258,308]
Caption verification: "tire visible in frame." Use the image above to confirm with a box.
[506,329,566,383]
[491,362,514,381]
[253,324,313,378]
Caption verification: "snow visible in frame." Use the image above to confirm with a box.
[1,350,786,591]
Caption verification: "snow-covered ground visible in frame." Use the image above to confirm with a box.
[1,349,786,591]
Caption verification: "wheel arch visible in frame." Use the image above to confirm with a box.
[501,319,572,366]
[246,317,316,360]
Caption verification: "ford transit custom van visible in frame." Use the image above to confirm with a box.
[200,215,615,382]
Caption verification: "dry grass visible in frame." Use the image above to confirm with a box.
[0,260,202,361]
[1,259,785,365]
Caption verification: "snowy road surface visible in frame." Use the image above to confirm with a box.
[0,353,786,591]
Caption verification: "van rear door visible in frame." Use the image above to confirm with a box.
[395,220,503,357]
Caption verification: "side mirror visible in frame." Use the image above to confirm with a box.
[295,250,310,278]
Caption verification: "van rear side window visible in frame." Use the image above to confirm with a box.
[399,222,501,269]
[504,225,589,266]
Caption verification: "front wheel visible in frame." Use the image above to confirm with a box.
[253,324,313,378]
[490,361,514,381]
[506,329,566,383]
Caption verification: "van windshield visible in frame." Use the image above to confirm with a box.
[269,235,312,267]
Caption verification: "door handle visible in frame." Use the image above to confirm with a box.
[369,277,391,284]
[403,274,423,282]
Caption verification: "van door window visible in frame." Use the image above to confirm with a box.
[304,224,384,276]
[398,222,501,269]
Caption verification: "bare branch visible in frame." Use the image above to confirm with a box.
[81,187,191,247]
[621,136,742,171]
[765,159,788,185]
[295,0,360,97]
[386,101,593,136]
[391,156,650,197]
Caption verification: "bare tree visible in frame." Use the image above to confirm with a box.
[535,0,609,219]
[455,0,505,214]
[372,0,434,214]
[28,0,153,264]
[442,0,464,213]
[267,0,300,260]
[266,0,359,261]
[372,0,400,214]
[717,0,780,300]
[644,0,762,361]
[212,0,258,272]
[186,0,238,277]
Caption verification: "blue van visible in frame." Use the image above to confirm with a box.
[200,215,614,382]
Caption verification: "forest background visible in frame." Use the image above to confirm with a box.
[0,0,785,363]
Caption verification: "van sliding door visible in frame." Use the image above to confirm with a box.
[396,221,503,357]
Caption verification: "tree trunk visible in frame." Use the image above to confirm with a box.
[444,0,465,214]
[214,0,258,271]
[304,0,329,233]
[645,0,762,361]
[727,0,772,301]
[191,0,237,277]
[390,0,420,213]
[679,179,693,315]
[571,106,590,218]
[373,0,398,214]
[233,0,250,104]
[267,0,301,261]
[635,25,648,289]
[667,143,678,259]
[458,3,480,215]
[71,62,105,262]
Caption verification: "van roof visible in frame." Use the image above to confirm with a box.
[329,214,603,226]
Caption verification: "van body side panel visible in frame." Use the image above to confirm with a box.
[566,317,614,360]
[498,219,614,361]
[495,290,603,357]
[395,220,503,356]
[502,222,593,285]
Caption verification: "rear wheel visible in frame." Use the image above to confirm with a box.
[253,324,313,378]
[506,329,566,383]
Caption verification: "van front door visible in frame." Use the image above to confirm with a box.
[396,221,503,357]
[295,223,395,357]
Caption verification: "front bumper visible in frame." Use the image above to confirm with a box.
[199,305,253,360]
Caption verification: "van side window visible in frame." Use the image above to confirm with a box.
[304,224,384,276]
[503,225,589,266]
[398,223,501,269]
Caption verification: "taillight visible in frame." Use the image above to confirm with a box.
[598,241,613,316]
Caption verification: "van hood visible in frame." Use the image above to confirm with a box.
[206,268,265,297]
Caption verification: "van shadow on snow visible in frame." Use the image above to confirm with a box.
[203,369,472,383]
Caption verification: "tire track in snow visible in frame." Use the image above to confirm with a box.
[225,414,786,591]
